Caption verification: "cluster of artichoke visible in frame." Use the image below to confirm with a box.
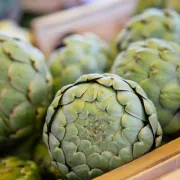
[0,3,180,180]
[112,8,180,137]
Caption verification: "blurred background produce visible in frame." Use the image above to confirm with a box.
[0,156,41,180]
[116,8,180,51]
[0,20,34,43]
[0,0,179,179]
[0,33,53,152]
[112,38,180,136]
[49,33,114,94]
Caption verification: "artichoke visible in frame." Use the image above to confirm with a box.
[111,38,180,135]
[43,73,162,180]
[0,20,34,44]
[0,156,41,180]
[166,0,180,13]
[33,140,62,180]
[49,33,113,95]
[116,8,180,52]
[135,0,165,14]
[0,33,53,151]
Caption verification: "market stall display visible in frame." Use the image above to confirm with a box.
[0,0,179,179]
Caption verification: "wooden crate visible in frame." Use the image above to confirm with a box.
[32,0,138,57]
[94,138,180,180]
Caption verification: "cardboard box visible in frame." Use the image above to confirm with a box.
[94,138,180,180]
[32,0,138,57]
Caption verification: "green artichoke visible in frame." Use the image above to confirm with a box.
[116,8,180,51]
[33,140,62,180]
[0,33,53,151]
[111,38,180,135]
[0,20,34,44]
[135,0,165,14]
[49,33,113,95]
[43,73,162,180]
[166,0,180,13]
[0,156,41,180]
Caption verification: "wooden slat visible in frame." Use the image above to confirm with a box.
[129,153,180,180]
[32,0,138,57]
[94,138,180,180]
[21,0,65,13]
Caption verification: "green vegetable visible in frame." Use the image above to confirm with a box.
[116,8,180,51]
[111,38,180,135]
[43,73,162,180]
[0,156,41,180]
[0,32,53,151]
[49,33,113,95]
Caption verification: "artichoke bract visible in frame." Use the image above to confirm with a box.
[43,73,162,180]
[111,38,180,135]
[116,8,180,52]
[0,156,41,180]
[49,33,112,95]
[0,20,34,44]
[0,33,53,151]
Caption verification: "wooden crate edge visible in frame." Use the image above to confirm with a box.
[94,138,180,180]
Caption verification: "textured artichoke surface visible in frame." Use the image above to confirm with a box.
[111,38,180,135]
[0,33,53,151]
[0,156,41,180]
[0,20,34,44]
[166,0,180,13]
[49,33,113,95]
[43,73,162,180]
[116,8,180,51]
[33,140,61,180]
[135,0,165,14]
